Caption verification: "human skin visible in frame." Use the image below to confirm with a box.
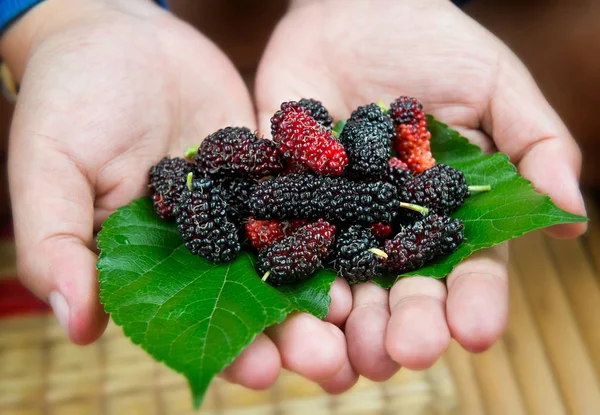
[0,0,294,390]
[253,0,587,392]
[0,0,586,394]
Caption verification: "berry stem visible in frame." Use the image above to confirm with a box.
[376,100,389,113]
[368,248,388,259]
[332,119,347,139]
[186,172,193,191]
[468,185,492,193]
[184,145,199,159]
[262,271,271,282]
[399,202,429,216]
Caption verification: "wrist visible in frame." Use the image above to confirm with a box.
[0,0,161,81]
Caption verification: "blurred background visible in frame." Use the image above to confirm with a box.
[1,0,599,414]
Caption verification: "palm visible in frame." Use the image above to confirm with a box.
[10,6,256,344]
[258,1,504,143]
[254,0,585,391]
[15,12,253,223]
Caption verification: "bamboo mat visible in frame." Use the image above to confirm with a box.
[0,315,455,415]
[1,195,600,414]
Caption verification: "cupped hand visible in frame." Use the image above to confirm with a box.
[255,0,586,392]
[1,0,354,392]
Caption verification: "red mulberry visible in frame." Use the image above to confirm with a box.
[271,102,347,176]
[389,96,435,173]
[371,222,393,239]
[245,218,286,249]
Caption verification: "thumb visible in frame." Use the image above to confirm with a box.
[9,130,107,345]
[482,54,586,238]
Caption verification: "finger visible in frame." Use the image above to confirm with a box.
[9,141,107,345]
[318,358,359,395]
[518,140,585,238]
[386,277,450,370]
[446,245,509,353]
[482,55,586,238]
[324,277,353,326]
[345,282,399,381]
[221,334,281,390]
[266,313,346,382]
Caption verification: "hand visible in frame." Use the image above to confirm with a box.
[253,0,587,392]
[1,0,292,389]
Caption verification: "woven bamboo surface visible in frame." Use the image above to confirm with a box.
[1,194,600,414]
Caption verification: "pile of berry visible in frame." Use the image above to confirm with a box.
[149,97,488,286]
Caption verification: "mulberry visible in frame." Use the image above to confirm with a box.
[245,218,286,249]
[332,225,384,284]
[371,222,393,239]
[349,103,395,139]
[175,175,240,262]
[271,102,347,176]
[257,219,336,286]
[399,164,469,215]
[216,177,256,224]
[384,214,464,273]
[388,96,423,126]
[386,157,414,190]
[286,218,311,232]
[249,173,399,225]
[149,157,195,220]
[282,160,309,175]
[340,118,392,178]
[195,127,283,178]
[389,96,435,173]
[298,98,333,128]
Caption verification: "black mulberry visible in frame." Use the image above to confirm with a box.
[195,127,283,178]
[249,173,400,224]
[340,120,392,178]
[332,225,384,284]
[399,164,469,215]
[216,177,256,224]
[149,157,195,220]
[175,176,240,262]
[386,157,414,190]
[298,98,333,128]
[257,219,336,286]
[384,214,464,273]
[349,103,395,138]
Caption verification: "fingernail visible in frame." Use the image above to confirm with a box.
[49,291,70,335]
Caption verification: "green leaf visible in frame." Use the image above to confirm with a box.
[98,115,586,407]
[97,198,336,408]
[372,116,587,288]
